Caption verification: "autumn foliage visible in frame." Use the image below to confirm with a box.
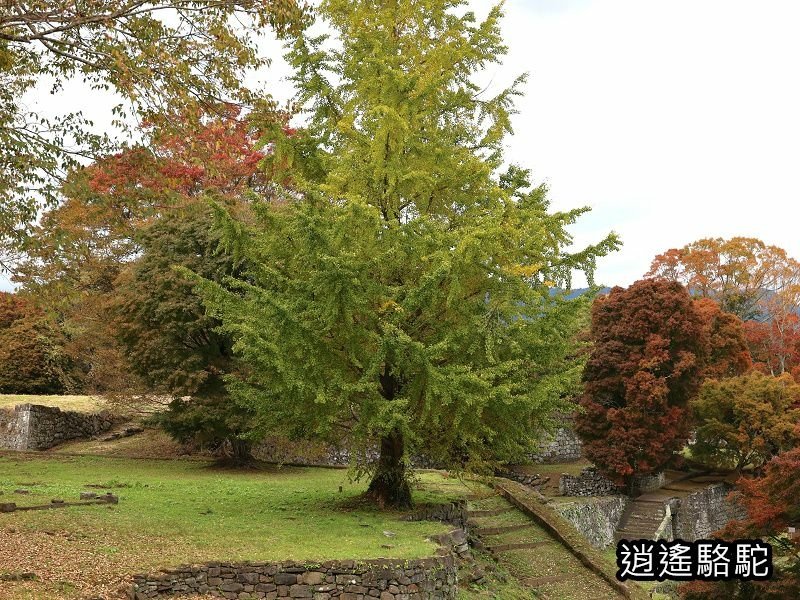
[744,313,800,380]
[84,106,271,206]
[575,280,708,484]
[691,372,800,470]
[681,443,800,599]
[647,236,800,321]
[0,293,68,394]
[695,297,752,380]
[14,109,276,393]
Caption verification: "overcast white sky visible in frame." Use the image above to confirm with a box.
[8,0,800,290]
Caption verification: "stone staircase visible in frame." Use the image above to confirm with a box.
[614,497,669,542]
[614,471,734,542]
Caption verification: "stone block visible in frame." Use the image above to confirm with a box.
[302,571,325,585]
[274,573,297,585]
[289,584,312,597]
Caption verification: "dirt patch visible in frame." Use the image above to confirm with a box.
[48,428,189,460]
[0,527,131,598]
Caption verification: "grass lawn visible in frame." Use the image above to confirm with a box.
[512,458,591,477]
[0,453,462,598]
[0,394,104,413]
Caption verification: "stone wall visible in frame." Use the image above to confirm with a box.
[631,472,665,494]
[129,556,458,599]
[0,404,114,451]
[405,501,469,530]
[554,496,628,549]
[672,483,746,541]
[529,417,582,463]
[252,436,352,467]
[254,420,585,469]
[0,406,28,450]
[559,467,619,497]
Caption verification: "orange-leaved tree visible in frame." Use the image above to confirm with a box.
[691,372,800,471]
[15,107,281,393]
[695,297,752,380]
[743,287,800,379]
[646,237,800,321]
[0,292,69,394]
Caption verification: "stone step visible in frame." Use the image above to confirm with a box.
[488,540,552,553]
[465,492,497,501]
[631,504,665,511]
[618,524,661,533]
[625,519,664,528]
[628,515,666,523]
[630,505,666,513]
[467,507,513,518]
[621,521,659,529]
[475,522,536,536]
[617,528,659,535]
[522,574,572,588]
[615,531,658,541]
[617,495,669,541]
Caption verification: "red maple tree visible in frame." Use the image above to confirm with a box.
[575,280,707,484]
[695,297,752,380]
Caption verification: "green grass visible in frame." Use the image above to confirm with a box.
[513,459,591,477]
[0,395,104,413]
[0,453,456,565]
[457,553,538,600]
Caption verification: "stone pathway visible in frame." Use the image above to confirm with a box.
[614,496,668,542]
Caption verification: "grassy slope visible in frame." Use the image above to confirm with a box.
[50,428,189,459]
[0,396,616,599]
[467,493,622,600]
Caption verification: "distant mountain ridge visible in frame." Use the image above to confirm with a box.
[552,287,612,300]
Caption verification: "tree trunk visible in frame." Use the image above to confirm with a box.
[226,437,253,466]
[366,428,412,509]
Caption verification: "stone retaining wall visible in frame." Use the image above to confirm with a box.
[672,482,747,541]
[0,406,27,449]
[0,404,114,451]
[529,418,583,463]
[405,501,469,530]
[632,472,665,494]
[253,436,351,467]
[559,467,619,497]
[129,556,457,599]
[554,496,628,549]
[252,438,443,470]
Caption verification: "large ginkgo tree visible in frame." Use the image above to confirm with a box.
[191,0,619,507]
